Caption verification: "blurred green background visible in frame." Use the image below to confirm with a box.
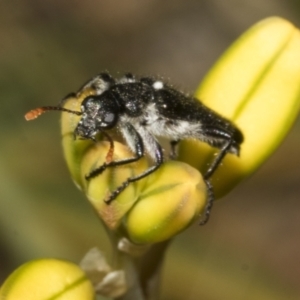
[1,1,300,299]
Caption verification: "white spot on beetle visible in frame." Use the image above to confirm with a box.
[153,81,164,90]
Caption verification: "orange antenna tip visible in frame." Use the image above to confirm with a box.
[24,105,82,121]
[24,108,46,121]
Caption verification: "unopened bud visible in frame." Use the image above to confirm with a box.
[125,161,207,244]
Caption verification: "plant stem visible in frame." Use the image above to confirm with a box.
[113,238,171,300]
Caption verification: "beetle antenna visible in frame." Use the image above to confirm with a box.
[25,106,82,121]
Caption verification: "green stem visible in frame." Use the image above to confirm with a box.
[108,230,170,300]
[138,240,170,300]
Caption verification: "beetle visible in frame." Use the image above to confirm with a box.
[25,72,243,224]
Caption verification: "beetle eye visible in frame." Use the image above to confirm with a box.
[81,96,100,112]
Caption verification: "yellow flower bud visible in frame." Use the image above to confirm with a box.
[81,140,149,230]
[125,161,207,244]
[0,259,94,300]
[179,17,300,198]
